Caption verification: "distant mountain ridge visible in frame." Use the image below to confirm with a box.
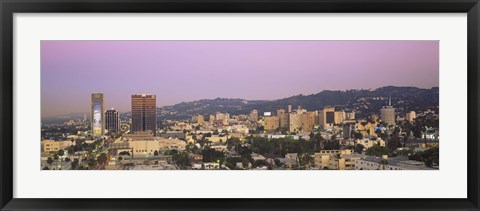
[157,86,439,120]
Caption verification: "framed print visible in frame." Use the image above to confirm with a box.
[1,0,479,210]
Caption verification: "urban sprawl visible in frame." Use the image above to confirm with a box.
[41,92,439,170]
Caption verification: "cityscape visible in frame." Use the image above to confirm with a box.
[41,41,439,170]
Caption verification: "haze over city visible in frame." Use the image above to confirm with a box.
[41,40,439,117]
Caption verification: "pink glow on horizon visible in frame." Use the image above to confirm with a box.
[41,40,439,117]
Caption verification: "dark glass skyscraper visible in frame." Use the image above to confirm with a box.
[105,109,120,134]
[131,94,157,135]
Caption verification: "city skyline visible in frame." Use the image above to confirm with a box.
[41,85,438,118]
[41,40,439,117]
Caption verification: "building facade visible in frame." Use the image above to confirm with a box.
[289,112,302,133]
[105,109,120,134]
[380,97,396,125]
[406,111,416,122]
[131,94,157,135]
[264,116,280,131]
[319,107,335,130]
[249,109,258,122]
[91,93,105,136]
[302,111,315,132]
[380,106,396,125]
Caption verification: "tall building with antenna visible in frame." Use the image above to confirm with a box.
[380,96,396,125]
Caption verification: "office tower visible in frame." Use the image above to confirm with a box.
[131,94,157,135]
[91,93,105,136]
[319,106,335,130]
[302,111,315,132]
[380,97,396,125]
[406,111,416,122]
[334,111,345,125]
[105,108,120,134]
[249,109,258,122]
[277,108,288,128]
[192,115,205,125]
[314,111,319,125]
[289,112,302,133]
[288,105,292,113]
[264,116,280,131]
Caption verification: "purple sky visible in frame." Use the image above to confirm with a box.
[41,40,439,117]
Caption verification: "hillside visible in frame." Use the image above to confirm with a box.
[157,86,439,120]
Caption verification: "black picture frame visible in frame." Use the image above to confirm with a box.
[1,0,479,210]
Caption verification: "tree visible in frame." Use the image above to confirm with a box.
[334,154,342,170]
[253,159,269,168]
[47,157,54,170]
[53,154,59,169]
[64,157,71,162]
[353,131,363,140]
[408,147,439,167]
[387,134,401,152]
[87,158,97,169]
[380,159,389,170]
[154,150,159,156]
[323,140,340,150]
[57,149,65,157]
[354,144,365,154]
[119,151,131,156]
[274,159,282,167]
[299,153,314,169]
[71,158,79,170]
[97,153,107,164]
[365,144,389,157]
[173,152,191,169]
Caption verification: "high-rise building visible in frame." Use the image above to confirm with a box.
[264,116,280,131]
[319,107,335,130]
[91,93,105,136]
[279,113,289,129]
[302,111,315,132]
[406,111,416,122]
[289,112,302,133]
[277,108,289,128]
[216,112,229,121]
[249,109,258,122]
[131,94,157,135]
[192,115,205,125]
[380,97,396,125]
[334,111,345,125]
[288,105,292,113]
[105,108,120,134]
[314,111,319,125]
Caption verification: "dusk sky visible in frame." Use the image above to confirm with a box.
[41,40,439,117]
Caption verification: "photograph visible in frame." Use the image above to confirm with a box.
[40,40,439,171]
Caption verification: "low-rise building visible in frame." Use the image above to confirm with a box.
[355,155,434,170]
[314,149,360,170]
